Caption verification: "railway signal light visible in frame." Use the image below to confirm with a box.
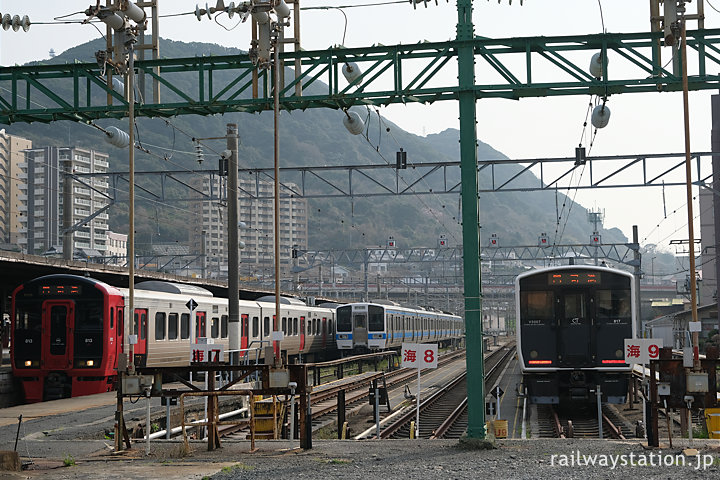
[488,233,499,248]
[590,232,601,245]
[575,146,586,166]
[388,236,396,248]
[438,235,447,247]
[396,149,407,169]
[538,233,549,248]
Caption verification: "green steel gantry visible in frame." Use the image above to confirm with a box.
[3,1,720,440]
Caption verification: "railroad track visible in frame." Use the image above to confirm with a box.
[218,348,468,440]
[378,343,516,439]
[536,404,634,439]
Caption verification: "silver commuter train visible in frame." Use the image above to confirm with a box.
[335,301,463,351]
[131,281,337,367]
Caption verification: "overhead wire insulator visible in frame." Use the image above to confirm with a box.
[1,14,11,31]
[591,103,611,129]
[274,0,291,18]
[589,52,606,79]
[121,1,147,23]
[105,126,130,148]
[195,143,204,164]
[112,77,125,94]
[342,62,361,84]
[343,110,365,135]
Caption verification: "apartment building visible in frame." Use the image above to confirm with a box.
[18,147,110,255]
[0,130,32,246]
[189,175,309,279]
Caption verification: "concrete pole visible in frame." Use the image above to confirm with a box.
[62,159,73,260]
[227,124,240,367]
[711,94,720,342]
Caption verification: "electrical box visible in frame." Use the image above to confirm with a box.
[687,373,709,393]
[269,368,289,388]
[658,382,671,396]
[122,374,154,395]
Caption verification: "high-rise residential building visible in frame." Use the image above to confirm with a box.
[18,147,110,255]
[189,175,309,279]
[0,130,32,246]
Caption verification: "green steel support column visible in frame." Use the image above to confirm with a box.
[456,0,485,438]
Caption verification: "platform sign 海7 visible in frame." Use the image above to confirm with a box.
[402,343,438,369]
[190,343,224,363]
[624,338,663,364]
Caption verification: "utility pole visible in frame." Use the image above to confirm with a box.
[227,124,240,368]
[456,0,485,439]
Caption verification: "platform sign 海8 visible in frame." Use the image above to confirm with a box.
[402,343,438,369]
[624,338,663,364]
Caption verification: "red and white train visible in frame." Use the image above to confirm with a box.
[11,274,337,402]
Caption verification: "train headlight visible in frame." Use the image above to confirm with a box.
[24,360,32,367]
[86,360,94,367]
[530,350,538,359]
[615,349,623,358]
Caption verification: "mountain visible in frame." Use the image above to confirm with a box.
[3,38,628,254]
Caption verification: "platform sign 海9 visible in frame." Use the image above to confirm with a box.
[624,338,663,364]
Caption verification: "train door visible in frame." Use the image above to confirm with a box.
[195,311,207,341]
[42,301,74,369]
[353,311,368,348]
[321,317,327,348]
[133,308,148,358]
[556,292,592,367]
[241,313,249,359]
[115,307,124,368]
[300,316,306,351]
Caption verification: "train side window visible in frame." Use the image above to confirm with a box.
[110,307,114,330]
[282,317,287,335]
[180,313,190,340]
[155,312,166,340]
[264,317,270,337]
[293,318,298,336]
[168,313,178,340]
[221,315,228,338]
[140,312,147,340]
[253,316,259,337]
[211,317,219,338]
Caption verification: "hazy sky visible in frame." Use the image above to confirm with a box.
[0,0,718,254]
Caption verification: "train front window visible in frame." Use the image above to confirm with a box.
[49,306,67,355]
[353,314,366,329]
[564,293,586,320]
[368,306,384,332]
[521,291,554,320]
[336,306,351,332]
[596,290,631,320]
